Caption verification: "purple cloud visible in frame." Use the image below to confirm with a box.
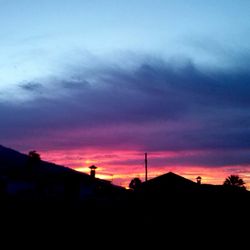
[1,54,250,169]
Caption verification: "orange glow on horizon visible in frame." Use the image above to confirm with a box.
[38,148,250,190]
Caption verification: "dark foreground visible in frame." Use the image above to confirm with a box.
[1,190,249,247]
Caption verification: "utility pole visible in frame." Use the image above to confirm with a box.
[145,152,148,182]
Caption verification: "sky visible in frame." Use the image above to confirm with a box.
[1,0,250,188]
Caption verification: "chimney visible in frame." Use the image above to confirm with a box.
[196,176,202,185]
[89,165,97,178]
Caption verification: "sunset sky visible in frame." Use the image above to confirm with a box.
[1,0,250,188]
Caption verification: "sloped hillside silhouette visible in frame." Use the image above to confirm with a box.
[0,145,250,241]
[0,145,127,213]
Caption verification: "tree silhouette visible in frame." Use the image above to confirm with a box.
[129,178,142,191]
[223,174,246,190]
[27,150,41,169]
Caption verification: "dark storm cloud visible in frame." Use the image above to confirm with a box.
[1,54,250,167]
[59,78,90,89]
[19,82,44,92]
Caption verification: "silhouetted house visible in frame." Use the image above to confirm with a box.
[131,172,202,211]
[137,171,250,209]
[140,172,198,195]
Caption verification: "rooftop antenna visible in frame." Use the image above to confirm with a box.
[145,152,148,182]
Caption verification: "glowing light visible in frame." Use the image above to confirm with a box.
[85,159,97,165]
[38,148,250,190]
[75,167,89,173]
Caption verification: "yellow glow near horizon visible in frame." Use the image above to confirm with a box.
[85,159,97,165]
[39,149,250,190]
[74,166,250,190]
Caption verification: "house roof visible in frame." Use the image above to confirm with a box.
[140,171,198,193]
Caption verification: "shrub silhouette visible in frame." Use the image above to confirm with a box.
[129,178,142,190]
[27,150,41,169]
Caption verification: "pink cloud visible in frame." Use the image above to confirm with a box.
[37,148,250,189]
